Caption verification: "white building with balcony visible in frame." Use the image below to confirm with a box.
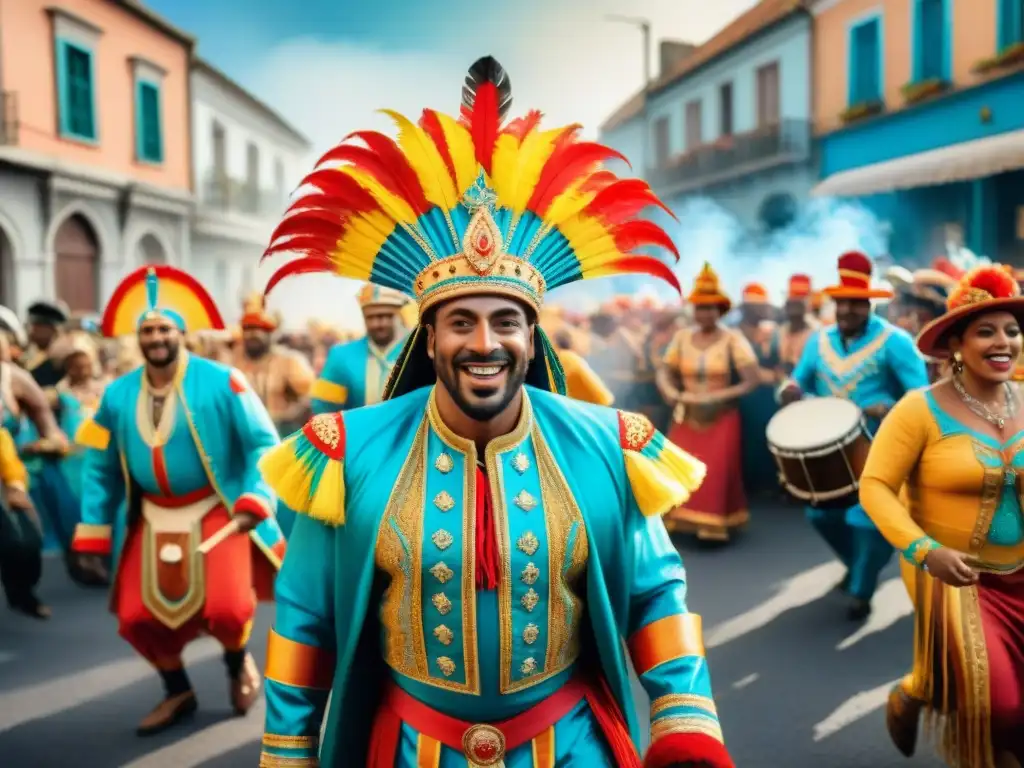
[189,58,311,319]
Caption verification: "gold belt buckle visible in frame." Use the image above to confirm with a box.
[462,723,506,766]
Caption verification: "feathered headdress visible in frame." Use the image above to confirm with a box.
[261,56,679,314]
[101,265,224,338]
[917,265,1024,356]
[261,56,680,399]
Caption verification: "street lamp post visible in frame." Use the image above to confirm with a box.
[605,14,652,177]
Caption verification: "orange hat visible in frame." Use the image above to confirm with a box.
[687,262,731,312]
[787,274,812,300]
[823,251,893,300]
[240,292,280,331]
[917,266,1024,357]
[741,282,770,304]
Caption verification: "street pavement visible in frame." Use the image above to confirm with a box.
[0,501,946,767]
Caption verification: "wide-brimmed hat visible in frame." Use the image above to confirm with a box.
[741,282,770,305]
[917,265,1024,357]
[687,262,731,312]
[823,251,893,300]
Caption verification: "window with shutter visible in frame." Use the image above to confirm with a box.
[685,100,703,150]
[999,0,1024,49]
[850,18,882,105]
[136,82,163,163]
[57,40,96,141]
[915,0,947,81]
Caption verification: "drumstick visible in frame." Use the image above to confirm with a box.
[197,518,243,554]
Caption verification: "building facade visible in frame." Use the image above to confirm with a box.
[189,59,310,319]
[811,0,1024,264]
[599,0,816,242]
[0,0,194,314]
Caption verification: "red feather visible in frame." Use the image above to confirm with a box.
[267,216,344,249]
[345,131,431,214]
[527,142,629,215]
[264,256,335,296]
[603,255,682,294]
[583,179,675,223]
[611,220,679,262]
[313,144,429,213]
[502,109,542,141]
[470,81,499,172]
[418,109,458,189]
[580,170,617,194]
[261,235,339,263]
[302,170,380,214]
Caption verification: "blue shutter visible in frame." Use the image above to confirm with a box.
[1000,0,1024,49]
[854,20,880,103]
[918,0,946,80]
[136,82,163,163]
[57,40,96,141]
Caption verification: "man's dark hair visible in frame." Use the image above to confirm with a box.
[420,298,537,329]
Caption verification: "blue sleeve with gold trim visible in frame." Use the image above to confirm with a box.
[71,387,124,555]
[617,410,732,768]
[225,369,280,520]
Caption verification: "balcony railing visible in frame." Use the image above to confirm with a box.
[201,174,286,218]
[647,118,812,197]
[1,92,18,146]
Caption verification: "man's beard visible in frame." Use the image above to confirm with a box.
[369,329,395,349]
[143,341,180,368]
[435,347,527,422]
[244,339,269,358]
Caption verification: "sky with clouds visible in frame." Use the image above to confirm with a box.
[144,0,760,327]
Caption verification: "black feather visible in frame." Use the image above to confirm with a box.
[461,56,513,122]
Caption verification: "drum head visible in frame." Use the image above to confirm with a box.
[766,397,862,451]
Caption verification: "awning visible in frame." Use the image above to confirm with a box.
[812,128,1024,197]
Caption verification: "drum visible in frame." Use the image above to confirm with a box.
[765,397,871,509]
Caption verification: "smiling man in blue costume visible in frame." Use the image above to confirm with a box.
[256,57,734,768]
[68,265,287,736]
[779,251,929,621]
[310,284,410,413]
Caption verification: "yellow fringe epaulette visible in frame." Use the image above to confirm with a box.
[258,413,346,526]
[617,410,706,518]
[75,418,111,451]
[310,378,348,406]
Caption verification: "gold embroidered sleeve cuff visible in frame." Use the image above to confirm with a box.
[903,536,941,567]
[265,630,336,689]
[628,613,705,675]
[258,751,319,767]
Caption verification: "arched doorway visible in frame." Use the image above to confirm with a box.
[137,233,167,265]
[0,225,13,308]
[54,214,100,313]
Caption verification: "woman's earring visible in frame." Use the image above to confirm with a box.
[952,351,964,375]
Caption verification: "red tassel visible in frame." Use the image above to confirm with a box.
[643,731,734,768]
[475,467,499,591]
[583,677,642,767]
[365,698,402,768]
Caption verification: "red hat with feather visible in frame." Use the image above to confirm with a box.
[916,265,1024,357]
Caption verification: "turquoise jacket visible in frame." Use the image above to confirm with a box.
[259,386,725,766]
[310,335,405,414]
[71,353,286,573]
[788,314,929,526]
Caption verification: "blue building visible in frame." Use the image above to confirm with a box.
[810,0,1024,265]
[599,0,815,242]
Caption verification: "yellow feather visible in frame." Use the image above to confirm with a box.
[559,214,621,266]
[489,133,520,204]
[333,210,395,279]
[545,181,597,226]
[434,112,477,195]
[501,127,566,215]
[379,109,458,212]
[343,168,418,225]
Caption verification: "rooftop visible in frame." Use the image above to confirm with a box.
[192,58,312,149]
[109,0,195,47]
[599,0,807,133]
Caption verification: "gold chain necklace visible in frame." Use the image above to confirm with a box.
[952,375,1017,430]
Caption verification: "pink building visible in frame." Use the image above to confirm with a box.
[0,0,194,313]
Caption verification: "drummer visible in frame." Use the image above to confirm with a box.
[779,251,929,620]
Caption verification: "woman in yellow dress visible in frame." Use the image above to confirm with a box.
[656,262,759,541]
[859,265,1024,768]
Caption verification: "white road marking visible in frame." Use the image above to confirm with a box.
[812,679,899,741]
[0,651,15,664]
[0,639,221,733]
[836,578,912,651]
[705,561,846,649]
[731,673,759,690]
[119,700,266,768]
